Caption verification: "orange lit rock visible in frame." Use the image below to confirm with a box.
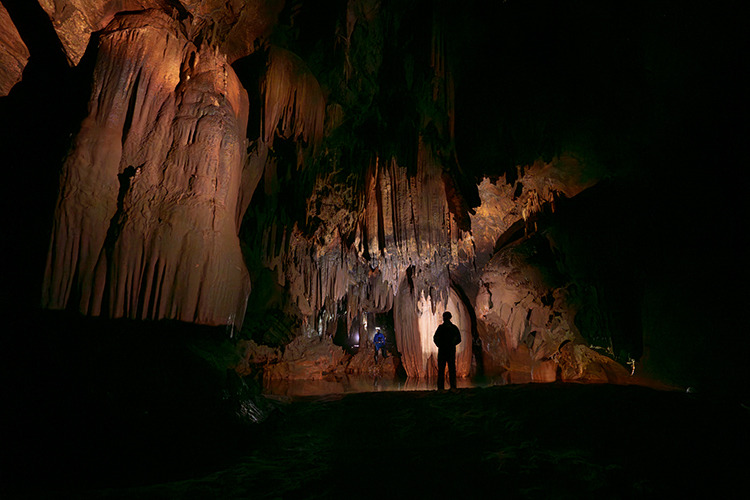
[261,335,349,381]
[37,0,282,66]
[237,337,400,381]
[531,359,558,382]
[557,342,630,384]
[471,154,595,268]
[393,280,472,379]
[345,346,398,378]
[43,10,253,328]
[475,234,631,383]
[0,3,30,96]
[37,0,158,66]
[266,141,470,323]
[179,0,284,63]
[236,339,280,370]
[459,154,619,381]
[262,45,326,147]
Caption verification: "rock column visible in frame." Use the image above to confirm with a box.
[43,10,251,328]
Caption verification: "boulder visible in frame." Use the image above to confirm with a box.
[262,335,349,381]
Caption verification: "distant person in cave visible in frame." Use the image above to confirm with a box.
[373,327,388,363]
[433,311,462,391]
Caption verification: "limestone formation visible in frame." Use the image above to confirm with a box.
[0,3,29,96]
[37,0,160,66]
[36,0,283,66]
[42,10,253,328]
[235,2,620,383]
[250,146,606,381]
[8,0,634,385]
[238,335,349,381]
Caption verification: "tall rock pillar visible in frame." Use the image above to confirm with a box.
[43,10,251,328]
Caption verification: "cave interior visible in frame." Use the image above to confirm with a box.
[1,0,748,497]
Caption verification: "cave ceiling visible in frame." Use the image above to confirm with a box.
[1,0,745,386]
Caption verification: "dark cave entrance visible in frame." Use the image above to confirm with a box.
[332,301,355,354]
[330,299,398,358]
[368,308,396,354]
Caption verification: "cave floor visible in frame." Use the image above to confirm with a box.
[6,383,749,499]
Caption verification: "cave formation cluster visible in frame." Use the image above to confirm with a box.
[4,0,681,386]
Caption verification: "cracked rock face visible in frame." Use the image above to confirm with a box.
[42,10,253,327]
[37,0,283,66]
[38,0,160,66]
[0,3,29,96]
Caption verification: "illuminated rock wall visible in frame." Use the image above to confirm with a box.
[247,2,478,379]
[36,0,283,66]
[0,3,29,96]
[42,10,254,327]
[394,284,472,379]
[28,0,631,383]
[259,143,472,378]
[468,161,629,383]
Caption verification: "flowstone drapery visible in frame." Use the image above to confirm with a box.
[43,10,255,327]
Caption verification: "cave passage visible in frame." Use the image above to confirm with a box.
[1,1,748,497]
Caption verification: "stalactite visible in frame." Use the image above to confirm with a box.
[261,45,325,149]
[245,2,607,381]
[258,129,476,376]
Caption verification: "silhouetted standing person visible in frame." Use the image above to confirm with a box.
[433,311,461,391]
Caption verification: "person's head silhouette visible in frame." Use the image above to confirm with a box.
[443,311,452,322]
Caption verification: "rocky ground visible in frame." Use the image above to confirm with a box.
[4,380,748,499]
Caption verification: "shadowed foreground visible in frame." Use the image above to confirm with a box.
[8,382,748,499]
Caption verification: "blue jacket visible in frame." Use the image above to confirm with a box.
[374,332,386,348]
